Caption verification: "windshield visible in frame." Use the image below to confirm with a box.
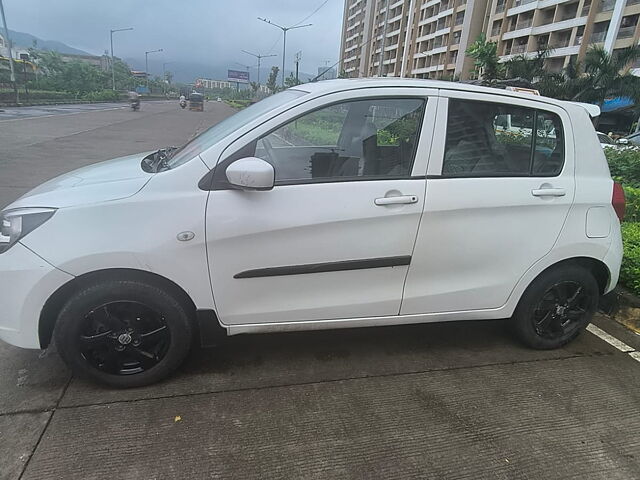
[166,89,307,169]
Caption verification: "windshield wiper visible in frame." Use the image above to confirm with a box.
[141,146,179,173]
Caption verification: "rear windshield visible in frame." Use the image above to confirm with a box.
[167,89,307,169]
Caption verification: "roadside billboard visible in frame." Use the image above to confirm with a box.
[228,69,249,83]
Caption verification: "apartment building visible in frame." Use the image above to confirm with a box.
[340,0,640,80]
[486,0,640,72]
[339,0,489,80]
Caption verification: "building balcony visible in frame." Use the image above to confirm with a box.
[547,45,580,57]
[517,19,533,29]
[590,31,607,43]
[514,0,536,6]
[598,0,615,12]
[618,25,637,39]
[551,38,570,48]
[511,43,528,54]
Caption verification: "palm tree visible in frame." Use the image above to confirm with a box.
[504,47,552,83]
[570,45,640,106]
[466,33,502,82]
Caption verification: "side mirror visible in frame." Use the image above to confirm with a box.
[226,157,275,191]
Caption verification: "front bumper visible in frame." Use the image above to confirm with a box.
[0,243,73,349]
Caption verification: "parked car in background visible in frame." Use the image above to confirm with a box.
[620,131,640,146]
[0,79,624,387]
[597,132,617,149]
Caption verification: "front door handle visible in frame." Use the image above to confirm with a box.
[531,188,566,197]
[374,195,418,206]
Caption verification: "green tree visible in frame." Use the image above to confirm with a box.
[466,33,502,82]
[572,45,640,105]
[504,47,551,82]
[530,45,640,106]
[266,66,279,94]
[284,72,301,88]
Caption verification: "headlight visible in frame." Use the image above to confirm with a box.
[0,208,56,254]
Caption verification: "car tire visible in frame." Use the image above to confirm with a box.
[511,264,599,350]
[54,278,194,388]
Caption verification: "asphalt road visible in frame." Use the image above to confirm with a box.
[1,101,639,480]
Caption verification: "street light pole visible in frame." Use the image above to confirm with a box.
[241,50,276,87]
[144,48,163,89]
[257,18,311,87]
[162,61,174,94]
[0,0,18,102]
[109,27,133,91]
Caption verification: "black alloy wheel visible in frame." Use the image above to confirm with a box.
[532,281,590,340]
[79,301,170,375]
[55,278,194,388]
[511,264,598,350]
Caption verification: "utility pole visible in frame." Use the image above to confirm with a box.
[257,17,312,87]
[145,48,163,89]
[19,53,28,101]
[162,61,174,94]
[241,50,276,87]
[294,51,302,84]
[110,27,133,90]
[0,0,18,103]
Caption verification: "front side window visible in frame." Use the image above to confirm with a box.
[253,98,426,184]
[443,99,565,177]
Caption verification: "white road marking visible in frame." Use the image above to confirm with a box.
[0,105,125,123]
[587,324,640,363]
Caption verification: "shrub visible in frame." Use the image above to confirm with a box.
[620,222,640,295]
[605,147,640,187]
[623,186,640,223]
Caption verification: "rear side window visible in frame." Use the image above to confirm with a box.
[443,99,565,177]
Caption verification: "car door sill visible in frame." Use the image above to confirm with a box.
[223,306,509,335]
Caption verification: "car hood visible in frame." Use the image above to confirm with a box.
[4,152,155,210]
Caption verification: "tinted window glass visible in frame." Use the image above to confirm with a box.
[444,100,533,176]
[532,111,565,176]
[443,99,565,177]
[254,98,425,183]
[167,89,306,168]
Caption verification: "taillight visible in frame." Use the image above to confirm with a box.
[612,182,625,221]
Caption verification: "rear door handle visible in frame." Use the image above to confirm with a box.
[531,188,566,197]
[374,195,418,206]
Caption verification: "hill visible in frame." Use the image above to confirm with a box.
[7,29,91,56]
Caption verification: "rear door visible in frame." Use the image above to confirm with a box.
[402,91,575,315]
[206,88,438,325]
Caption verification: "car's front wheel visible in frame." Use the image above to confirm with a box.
[511,264,599,349]
[54,278,194,388]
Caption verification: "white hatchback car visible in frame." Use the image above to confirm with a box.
[0,79,624,387]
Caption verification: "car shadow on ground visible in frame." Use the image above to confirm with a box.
[58,318,611,407]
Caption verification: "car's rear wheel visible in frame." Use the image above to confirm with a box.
[511,264,598,349]
[54,278,194,388]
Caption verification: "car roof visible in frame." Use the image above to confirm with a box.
[295,78,599,116]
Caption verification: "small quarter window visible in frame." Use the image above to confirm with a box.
[532,111,564,176]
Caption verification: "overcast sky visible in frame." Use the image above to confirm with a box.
[4,0,344,77]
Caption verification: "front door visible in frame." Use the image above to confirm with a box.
[206,91,436,326]
[402,92,575,315]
